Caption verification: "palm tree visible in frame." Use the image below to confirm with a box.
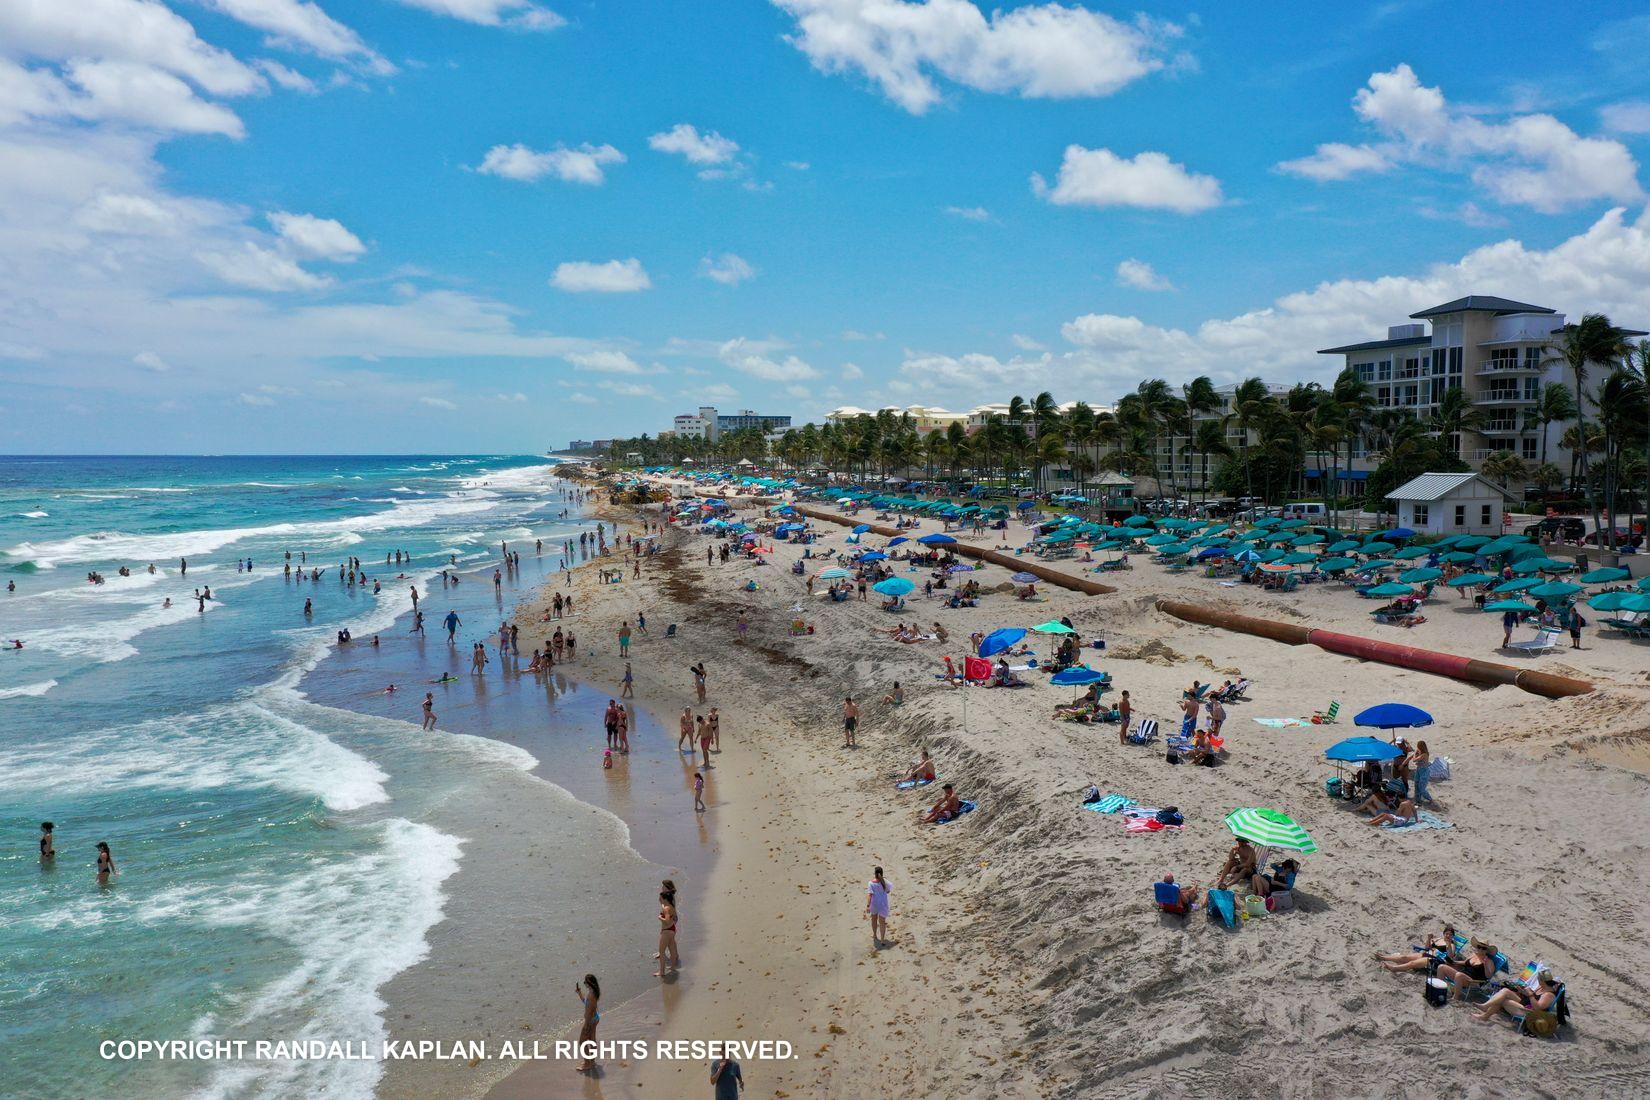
[1481,450,1528,494]
[1426,385,1486,458]
[1544,313,1634,548]
[1192,419,1231,504]
[1133,379,1176,499]
[1524,382,1577,472]
[1531,462,1564,504]
[1224,378,1275,500]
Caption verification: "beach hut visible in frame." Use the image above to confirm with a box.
[1385,472,1515,536]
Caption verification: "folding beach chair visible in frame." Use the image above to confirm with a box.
[1312,700,1340,724]
[1506,629,1561,654]
[1154,880,1191,917]
[1126,718,1159,746]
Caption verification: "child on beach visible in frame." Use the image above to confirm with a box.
[866,867,891,948]
[694,771,706,812]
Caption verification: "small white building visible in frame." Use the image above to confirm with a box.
[1386,472,1514,536]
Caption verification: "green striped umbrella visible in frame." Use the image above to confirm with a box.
[1224,808,1318,853]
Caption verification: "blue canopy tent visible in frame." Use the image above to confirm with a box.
[1324,736,1404,762]
[979,627,1027,657]
[918,533,957,545]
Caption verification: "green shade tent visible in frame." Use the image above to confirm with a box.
[1224,808,1318,854]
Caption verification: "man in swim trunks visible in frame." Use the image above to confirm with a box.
[921,783,962,823]
[1214,837,1257,889]
[842,697,859,748]
[444,610,460,643]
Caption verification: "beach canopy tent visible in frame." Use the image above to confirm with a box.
[1581,566,1631,584]
[1528,581,1582,600]
[979,628,1027,657]
[918,533,957,545]
[1365,582,1415,598]
[1011,572,1039,583]
[1315,557,1357,573]
[1224,808,1318,854]
[873,578,915,596]
[1032,620,1075,634]
[859,551,888,562]
[1050,666,1108,686]
[1445,572,1496,587]
[1324,736,1404,762]
[1484,599,1537,613]
[1354,702,1433,732]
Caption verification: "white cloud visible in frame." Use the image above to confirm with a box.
[841,329,884,341]
[418,395,458,409]
[944,204,991,221]
[1115,257,1173,291]
[550,259,651,293]
[567,392,597,404]
[198,242,331,291]
[785,160,810,170]
[269,211,365,261]
[1279,64,1643,213]
[0,58,248,137]
[494,391,528,402]
[566,349,645,373]
[133,350,170,372]
[1033,146,1222,213]
[600,380,661,399]
[699,252,757,285]
[718,337,818,381]
[840,362,864,380]
[771,0,1179,115]
[386,0,565,31]
[1602,102,1650,135]
[238,391,275,406]
[255,60,318,93]
[203,0,393,73]
[648,123,739,166]
[1010,333,1045,351]
[1276,141,1391,182]
[475,142,625,185]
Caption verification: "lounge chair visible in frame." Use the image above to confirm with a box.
[1519,981,1570,1038]
[1506,629,1561,654]
[1312,700,1340,724]
[1154,880,1192,916]
[1126,718,1159,746]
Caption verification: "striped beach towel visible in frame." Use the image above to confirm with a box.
[1123,816,1183,834]
[1082,793,1135,814]
[1382,809,1453,831]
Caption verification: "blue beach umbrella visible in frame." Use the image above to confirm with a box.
[979,628,1026,657]
[852,524,871,534]
[1324,736,1404,763]
[887,536,909,546]
[918,533,957,545]
[1445,572,1496,587]
[1365,582,1414,598]
[1528,580,1582,600]
[859,551,887,562]
[1379,528,1417,540]
[1196,547,1228,561]
[1050,667,1108,686]
[873,577,915,596]
[1354,702,1434,732]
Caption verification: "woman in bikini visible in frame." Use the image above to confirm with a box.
[574,974,600,1073]
[96,841,115,884]
[1425,939,1498,991]
[1473,969,1560,1024]
[1378,924,1460,970]
[655,889,680,976]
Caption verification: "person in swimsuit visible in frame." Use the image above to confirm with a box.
[574,974,601,1074]
[900,747,935,785]
[1473,969,1560,1024]
[604,701,619,749]
[843,696,859,748]
[39,821,54,864]
[921,783,962,824]
[1214,837,1257,889]
[866,866,891,948]
[421,692,436,731]
[1429,939,1499,991]
[694,770,706,812]
[655,890,680,976]
[616,705,630,754]
[698,718,714,768]
[1378,924,1459,970]
[620,662,633,699]
[1366,797,1419,827]
[95,841,115,884]
[707,707,720,751]
[679,708,694,754]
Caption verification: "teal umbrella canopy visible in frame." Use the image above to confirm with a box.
[1445,572,1496,587]
[1581,566,1630,584]
[1316,557,1357,572]
[1365,582,1415,597]
[1399,566,1442,583]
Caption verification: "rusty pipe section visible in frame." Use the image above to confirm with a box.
[793,505,1116,596]
[1157,600,1593,700]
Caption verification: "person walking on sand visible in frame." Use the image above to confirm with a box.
[618,621,631,657]
[679,707,694,754]
[866,866,891,948]
[422,692,436,731]
[711,1056,744,1098]
[843,696,859,748]
[708,707,720,751]
[694,770,706,812]
[655,890,680,975]
[621,662,634,699]
[1117,690,1132,745]
[691,662,707,703]
[574,974,600,1074]
[605,700,620,749]
[699,718,714,768]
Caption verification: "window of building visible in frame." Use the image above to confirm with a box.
[1521,438,1538,460]
[1377,360,1392,381]
[1481,504,1493,525]
[1413,504,1429,526]
[1454,504,1466,526]
[1524,346,1543,368]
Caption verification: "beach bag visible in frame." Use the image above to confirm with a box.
[1155,807,1183,827]
[1269,890,1294,912]
[1424,978,1451,1007]
[1083,785,1101,804]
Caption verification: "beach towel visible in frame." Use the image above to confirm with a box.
[932,799,977,824]
[1253,717,1309,728]
[1081,793,1135,814]
[895,778,934,790]
[1382,810,1453,831]
[1208,888,1238,929]
[1122,816,1183,834]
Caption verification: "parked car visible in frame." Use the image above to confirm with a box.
[1523,517,1586,542]
[1582,528,1641,548]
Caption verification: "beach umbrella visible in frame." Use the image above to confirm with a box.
[1251,516,1282,528]
[1379,527,1417,540]
[1252,549,1286,563]
[1445,572,1496,587]
[1365,582,1415,598]
[1430,536,1463,550]
[1017,501,1036,510]
[1327,539,1361,553]
[918,533,957,545]
[887,536,909,546]
[1361,558,1397,570]
[1224,808,1318,854]
[1595,592,1650,613]
[1231,548,1261,563]
[1440,551,1479,564]
[1324,736,1404,763]
[1032,620,1076,634]
[1353,702,1433,732]
[1493,577,1540,593]
[1511,557,1571,575]
[1233,530,1268,543]
[1316,556,1357,573]
[1050,666,1108,686]
[979,627,1026,657]
[1196,547,1228,561]
[1453,535,1491,550]
[1640,576,1650,592]
[1529,580,1582,600]
[1291,533,1326,546]
[1279,552,1319,565]
[1144,533,1177,546]
[1399,566,1442,583]
[1392,546,1432,560]
[1275,518,1308,530]
[873,577,915,596]
[817,568,849,579]
[1157,543,1192,556]
[852,524,871,534]
[1011,572,1039,583]
[1581,566,1631,584]
[1124,515,1153,527]
[859,551,887,562]
[1484,599,1537,613]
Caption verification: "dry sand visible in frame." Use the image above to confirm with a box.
[486,476,1650,1099]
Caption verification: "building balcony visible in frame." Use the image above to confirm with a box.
[1474,362,1540,376]
[1476,392,1535,406]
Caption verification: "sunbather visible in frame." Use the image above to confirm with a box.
[1473,970,1560,1024]
[1250,858,1298,897]
[1157,873,1199,913]
[1214,837,1258,889]
[1418,938,1498,990]
[1366,797,1418,827]
[921,783,963,823]
[900,747,935,785]
[1377,924,1458,969]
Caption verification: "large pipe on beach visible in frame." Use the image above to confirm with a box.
[1156,599,1594,700]
[793,505,1117,596]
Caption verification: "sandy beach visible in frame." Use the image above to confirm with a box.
[479,473,1650,1098]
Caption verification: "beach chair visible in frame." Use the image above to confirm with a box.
[1126,718,1159,746]
[1154,880,1192,917]
[1519,981,1570,1038]
[1506,629,1561,655]
[1312,700,1340,724]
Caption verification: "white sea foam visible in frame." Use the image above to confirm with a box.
[16,510,47,518]
[0,679,56,698]
[26,592,227,662]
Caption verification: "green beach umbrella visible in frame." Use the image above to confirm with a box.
[1484,599,1537,613]
[1253,548,1286,563]
[1365,582,1415,598]
[1032,620,1076,634]
[1440,551,1480,564]
[1316,556,1357,572]
[1511,557,1571,575]
[1392,545,1432,560]
[1279,551,1319,565]
[1251,517,1282,528]
[1581,566,1630,584]
[1493,577,1541,593]
[1291,533,1326,546]
[1430,535,1462,550]
[1157,543,1191,556]
[1234,530,1268,543]
[1275,518,1308,530]
[1327,539,1361,553]
[1361,558,1397,570]
[1399,566,1442,583]
[1453,535,1491,550]
[1606,592,1650,613]
[1124,514,1154,527]
[1144,533,1177,546]
[1528,580,1582,600]
[1445,572,1496,587]
[1639,576,1650,592]
[1224,808,1318,854]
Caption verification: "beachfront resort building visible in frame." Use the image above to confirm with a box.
[1149,381,1292,492]
[825,405,971,435]
[1320,295,1647,479]
[670,406,792,442]
[1386,472,1514,536]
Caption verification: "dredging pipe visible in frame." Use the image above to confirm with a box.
[1156,600,1594,700]
[793,505,1117,596]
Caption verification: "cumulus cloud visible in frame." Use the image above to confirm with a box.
[1115,258,1173,291]
[0,57,249,137]
[771,0,1179,115]
[699,252,757,285]
[944,204,991,221]
[1032,146,1222,213]
[238,391,275,406]
[418,395,457,409]
[648,123,740,166]
[1602,101,1650,135]
[840,362,864,380]
[133,350,170,372]
[269,211,365,261]
[198,242,331,291]
[600,380,661,399]
[475,142,625,185]
[718,337,819,381]
[386,0,564,31]
[203,0,394,73]
[1010,333,1045,351]
[1279,64,1643,213]
[566,349,646,373]
[550,259,651,293]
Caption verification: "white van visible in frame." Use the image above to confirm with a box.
[1281,501,1327,521]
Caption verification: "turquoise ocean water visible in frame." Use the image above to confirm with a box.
[0,456,615,1098]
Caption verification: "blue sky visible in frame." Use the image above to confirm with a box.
[4,0,1650,453]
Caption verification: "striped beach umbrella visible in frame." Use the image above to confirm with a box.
[1224,808,1318,854]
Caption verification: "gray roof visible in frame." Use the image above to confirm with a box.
[1410,296,1555,319]
[1318,335,1432,355]
[1387,471,1515,502]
